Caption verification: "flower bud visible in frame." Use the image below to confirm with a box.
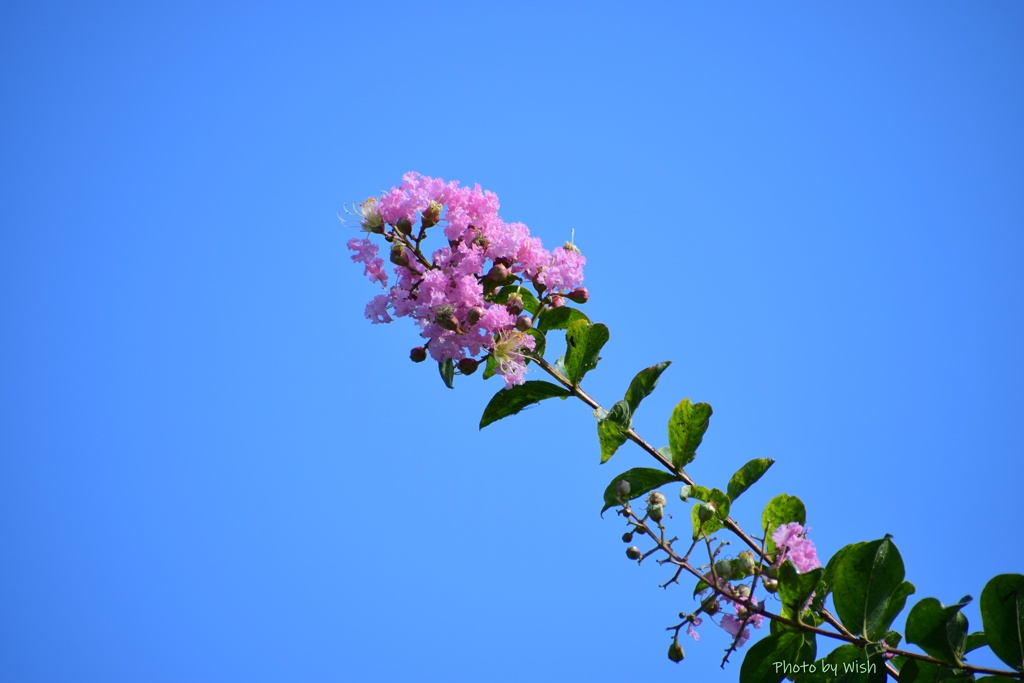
[615,479,631,499]
[668,641,685,663]
[762,577,778,593]
[410,347,427,363]
[549,295,565,308]
[457,358,479,375]
[649,505,664,523]
[434,305,460,332]
[421,200,442,228]
[390,241,408,266]
[736,550,756,576]
[714,559,734,581]
[646,492,667,507]
[567,287,589,304]
[396,216,413,235]
[621,532,633,543]
[734,584,751,599]
[485,263,510,282]
[505,293,524,316]
[515,315,532,332]
[697,502,716,522]
[626,546,641,560]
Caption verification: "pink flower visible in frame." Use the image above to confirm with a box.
[345,173,585,388]
[720,615,751,647]
[686,617,703,641]
[772,523,821,573]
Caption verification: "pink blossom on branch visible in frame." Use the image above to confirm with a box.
[772,522,821,573]
[345,173,585,388]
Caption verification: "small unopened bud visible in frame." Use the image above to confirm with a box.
[396,216,413,235]
[697,502,716,522]
[734,584,751,599]
[434,305,459,332]
[615,479,631,499]
[762,577,778,593]
[668,641,685,663]
[505,293,524,316]
[390,242,407,266]
[736,551,756,576]
[457,358,479,375]
[567,287,589,304]
[626,546,641,561]
[649,505,664,523]
[702,598,721,615]
[515,316,532,332]
[410,347,427,363]
[466,306,485,325]
[421,200,442,228]
[714,559,734,581]
[621,532,633,543]
[549,295,565,308]
[485,263,510,282]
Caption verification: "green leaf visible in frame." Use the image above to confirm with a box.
[524,328,546,362]
[980,573,1024,672]
[439,359,455,389]
[563,320,609,386]
[536,306,589,332]
[667,398,712,470]
[491,285,540,315]
[600,468,679,516]
[899,659,973,683]
[829,537,916,641]
[761,494,807,555]
[964,631,987,654]
[727,457,776,502]
[623,361,671,416]
[598,399,631,464]
[678,485,730,520]
[482,354,498,379]
[778,562,825,622]
[825,644,888,683]
[975,677,1021,683]
[739,631,816,683]
[906,596,971,666]
[479,380,571,429]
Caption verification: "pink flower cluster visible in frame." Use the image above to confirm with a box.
[346,172,586,388]
[772,523,821,573]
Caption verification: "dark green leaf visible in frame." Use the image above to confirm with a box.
[728,457,776,502]
[667,398,712,470]
[980,573,1024,672]
[678,485,730,519]
[439,359,455,389]
[623,361,671,416]
[899,659,973,683]
[830,537,916,641]
[492,285,540,315]
[482,354,498,379]
[564,320,609,386]
[600,468,679,516]
[906,596,971,666]
[479,380,571,429]
[740,631,816,683]
[778,562,825,622]
[825,645,888,683]
[524,328,546,362]
[598,400,631,464]
[536,306,590,332]
[964,631,987,654]
[761,494,807,555]
[975,677,1021,683]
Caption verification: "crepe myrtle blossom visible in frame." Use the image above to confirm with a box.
[344,173,586,388]
[772,523,821,573]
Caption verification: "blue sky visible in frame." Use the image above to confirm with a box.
[2,2,1022,681]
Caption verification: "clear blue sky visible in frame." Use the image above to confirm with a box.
[2,2,1022,681]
